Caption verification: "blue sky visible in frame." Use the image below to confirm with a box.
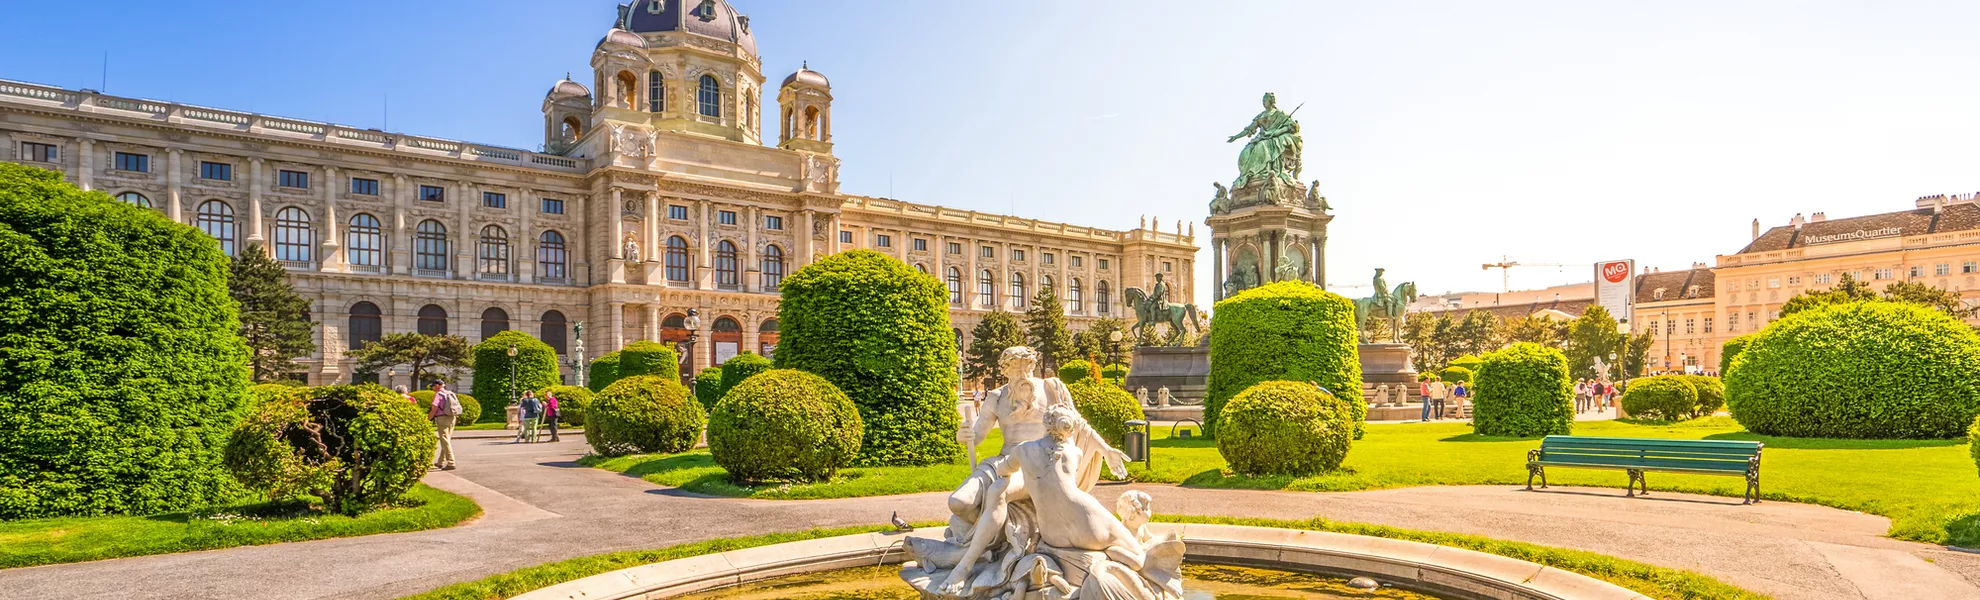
[8,1,1980,306]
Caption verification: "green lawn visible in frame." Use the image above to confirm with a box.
[0,484,481,569]
[578,431,1004,500]
[399,516,1759,600]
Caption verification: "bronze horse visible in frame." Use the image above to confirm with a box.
[1124,287,1203,344]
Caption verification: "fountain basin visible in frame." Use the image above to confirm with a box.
[509,524,1647,600]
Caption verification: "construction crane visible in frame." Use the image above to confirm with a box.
[1481,256,1568,293]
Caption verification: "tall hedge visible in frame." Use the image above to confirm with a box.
[1206,281,1363,438]
[1067,379,1145,448]
[1472,342,1574,437]
[1439,366,1474,384]
[587,351,622,393]
[469,331,560,422]
[1720,334,1755,376]
[0,163,250,519]
[708,369,863,483]
[1969,415,1980,479]
[1619,376,1697,421]
[1217,381,1357,475]
[774,249,961,466]
[694,366,725,410]
[535,385,594,427]
[1058,359,1098,386]
[619,340,681,381]
[586,376,705,456]
[225,385,435,514]
[1726,301,1980,439]
[716,352,773,401]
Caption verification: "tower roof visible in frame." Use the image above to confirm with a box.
[546,76,591,101]
[620,0,758,59]
[596,27,648,50]
[782,62,828,88]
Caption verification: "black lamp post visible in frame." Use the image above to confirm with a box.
[1108,329,1124,368]
[682,308,702,384]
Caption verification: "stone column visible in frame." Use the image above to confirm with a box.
[965,237,978,308]
[167,149,185,223]
[797,209,814,266]
[1316,231,1328,289]
[390,174,411,274]
[455,180,474,279]
[1212,238,1224,302]
[608,188,626,284]
[247,158,266,247]
[607,301,626,352]
[76,138,94,191]
[828,213,842,254]
[321,166,343,272]
[933,235,946,290]
[643,191,659,264]
[645,304,660,342]
[744,205,759,293]
[1002,242,1014,310]
[1058,248,1068,316]
[318,297,343,381]
[518,188,536,284]
[696,200,713,289]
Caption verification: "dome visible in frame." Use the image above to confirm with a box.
[620,0,758,58]
[597,27,648,50]
[781,64,828,88]
[546,77,591,101]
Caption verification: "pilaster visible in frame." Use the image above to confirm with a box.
[247,158,266,246]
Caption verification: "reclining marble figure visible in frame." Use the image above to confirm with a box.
[902,346,1185,600]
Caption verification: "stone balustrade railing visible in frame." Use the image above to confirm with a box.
[841,195,1193,246]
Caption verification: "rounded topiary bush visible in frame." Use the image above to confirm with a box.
[225,385,435,515]
[1620,376,1698,421]
[587,376,705,456]
[1726,301,1980,439]
[1720,334,1755,376]
[1681,375,1726,417]
[1969,415,1980,478]
[410,390,481,427]
[1068,379,1145,448]
[248,382,308,406]
[1206,281,1364,438]
[1058,360,1097,386]
[536,385,594,427]
[1216,381,1357,475]
[1100,363,1128,383]
[1450,355,1484,371]
[587,351,622,393]
[469,331,560,423]
[1439,366,1474,384]
[774,249,960,466]
[717,352,772,401]
[694,366,725,409]
[707,369,863,483]
[619,340,681,381]
[0,163,250,519]
[1472,342,1574,437]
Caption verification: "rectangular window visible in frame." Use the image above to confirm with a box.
[540,197,565,214]
[1042,252,1055,265]
[1685,318,1695,334]
[1013,249,1026,262]
[840,231,852,244]
[1815,273,1832,284]
[1666,321,1675,335]
[718,210,737,225]
[1787,276,1801,286]
[200,161,232,181]
[1704,317,1714,333]
[350,177,380,195]
[1099,259,1110,270]
[21,142,58,162]
[913,238,927,251]
[1748,312,1758,327]
[1910,266,1925,278]
[948,242,962,255]
[1875,268,1894,280]
[482,192,506,209]
[764,215,783,230]
[1766,278,1780,289]
[1967,262,1979,274]
[1728,312,1739,332]
[1163,261,1174,273]
[669,205,688,220]
[981,246,994,258]
[419,185,446,202]
[113,151,148,172]
[1938,263,1952,276]
[278,169,309,189]
[876,234,892,248]
[1072,256,1082,268]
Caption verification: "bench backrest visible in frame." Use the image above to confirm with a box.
[1537,436,1761,473]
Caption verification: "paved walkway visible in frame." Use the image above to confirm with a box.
[1,435,1975,600]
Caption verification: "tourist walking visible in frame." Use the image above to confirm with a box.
[1418,377,1435,421]
[516,391,543,443]
[543,390,560,442]
[428,381,459,470]
[1450,380,1468,418]
[1572,379,1587,413]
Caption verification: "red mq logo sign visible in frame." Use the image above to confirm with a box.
[1601,262,1629,284]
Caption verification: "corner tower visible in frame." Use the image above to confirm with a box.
[777,63,833,154]
[591,0,765,145]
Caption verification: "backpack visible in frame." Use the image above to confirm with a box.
[441,391,462,416]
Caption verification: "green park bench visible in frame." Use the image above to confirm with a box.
[1525,436,1764,504]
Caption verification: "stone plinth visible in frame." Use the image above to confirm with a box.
[1123,345,1208,406]
[1357,343,1419,405]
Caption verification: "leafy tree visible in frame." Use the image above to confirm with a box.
[1782,274,1972,319]
[1024,287,1074,373]
[1400,312,1442,372]
[1881,281,1975,318]
[1781,272,1878,316]
[1502,313,1567,349]
[346,332,471,386]
[229,242,316,382]
[965,311,1026,388]
[1087,317,1134,366]
[1452,310,1503,357]
[1622,328,1655,378]
[1563,306,1623,380]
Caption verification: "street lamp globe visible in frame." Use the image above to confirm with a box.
[1109,330,1123,343]
[507,344,518,357]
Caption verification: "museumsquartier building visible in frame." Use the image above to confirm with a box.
[0,0,1197,386]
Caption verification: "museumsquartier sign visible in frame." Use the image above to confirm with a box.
[1804,227,1903,245]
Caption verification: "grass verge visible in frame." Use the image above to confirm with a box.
[577,432,1004,500]
[0,484,480,569]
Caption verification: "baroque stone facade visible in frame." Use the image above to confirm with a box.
[0,0,1195,388]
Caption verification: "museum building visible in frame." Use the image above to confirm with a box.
[0,0,1197,386]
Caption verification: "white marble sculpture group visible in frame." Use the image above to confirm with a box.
[902,346,1186,600]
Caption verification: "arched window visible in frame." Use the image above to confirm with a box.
[946,267,963,304]
[417,304,448,336]
[560,116,583,142]
[648,70,664,112]
[803,106,820,140]
[537,231,568,280]
[712,316,743,366]
[978,269,996,308]
[1070,278,1084,312]
[540,310,568,354]
[758,318,779,356]
[662,313,689,343]
[1097,281,1112,315]
[273,207,312,262]
[715,240,739,287]
[116,191,150,208]
[615,71,638,109]
[478,225,510,275]
[1041,275,1054,297]
[415,220,448,271]
[196,200,236,256]
[349,301,383,349]
[480,307,509,341]
[347,214,382,266]
[1011,272,1028,309]
[698,74,721,118]
[761,245,785,290]
[665,236,691,282]
[744,94,755,129]
[915,263,927,274]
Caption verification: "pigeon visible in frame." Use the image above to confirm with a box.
[891,511,912,531]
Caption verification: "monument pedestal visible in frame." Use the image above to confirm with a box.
[1123,346,1208,421]
[1357,343,1419,406]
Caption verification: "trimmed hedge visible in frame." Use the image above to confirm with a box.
[1206,281,1364,438]
[1620,376,1697,421]
[1449,355,1484,371]
[1720,334,1755,376]
[248,382,308,406]
[707,369,863,483]
[587,376,704,456]
[1439,366,1474,384]
[0,163,250,519]
[619,341,681,381]
[469,331,560,423]
[410,390,481,427]
[535,385,594,427]
[1681,375,1726,417]
[587,351,622,393]
[1726,301,1980,439]
[224,385,436,514]
[1068,379,1145,448]
[694,366,725,410]
[1472,342,1574,437]
[774,250,961,466]
[716,352,773,401]
[1970,415,1980,479]
[1058,359,1098,386]
[1216,381,1357,475]
[1100,363,1128,384]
